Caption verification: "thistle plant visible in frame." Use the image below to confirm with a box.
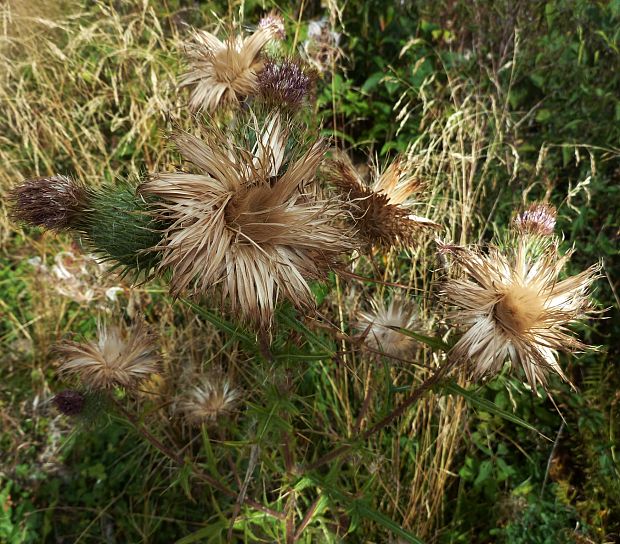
[57,321,160,390]
[140,111,353,327]
[176,374,240,425]
[10,177,162,277]
[5,6,607,542]
[10,175,90,230]
[358,297,420,359]
[256,57,315,110]
[180,24,279,113]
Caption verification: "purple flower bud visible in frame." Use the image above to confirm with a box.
[257,58,315,109]
[10,175,90,230]
[53,390,86,416]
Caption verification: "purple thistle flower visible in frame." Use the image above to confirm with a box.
[257,58,315,109]
[10,175,90,230]
[514,202,557,237]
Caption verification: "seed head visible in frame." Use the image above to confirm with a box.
[180,26,278,113]
[327,156,439,248]
[140,112,353,327]
[257,57,315,109]
[57,321,160,390]
[10,175,90,230]
[441,240,599,391]
[513,202,557,237]
[177,375,240,425]
[52,390,86,416]
[358,298,419,359]
[302,18,343,73]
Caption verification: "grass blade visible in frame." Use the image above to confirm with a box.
[439,379,551,440]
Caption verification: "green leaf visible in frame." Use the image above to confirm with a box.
[180,298,255,347]
[439,380,550,440]
[277,306,335,355]
[361,72,384,93]
[308,476,425,544]
[394,328,451,351]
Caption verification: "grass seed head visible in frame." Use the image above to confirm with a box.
[441,240,599,391]
[180,26,277,113]
[57,321,160,391]
[10,175,90,230]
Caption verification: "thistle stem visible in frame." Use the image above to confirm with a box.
[305,360,455,472]
[113,399,285,520]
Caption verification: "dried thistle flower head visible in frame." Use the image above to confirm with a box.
[303,18,343,73]
[140,112,352,327]
[180,26,277,113]
[358,298,419,359]
[10,175,90,230]
[57,321,160,390]
[177,375,240,425]
[52,390,86,416]
[328,156,439,248]
[441,240,599,391]
[259,11,286,40]
[257,57,315,109]
[513,202,557,236]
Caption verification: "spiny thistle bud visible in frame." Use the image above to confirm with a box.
[52,389,86,416]
[357,298,419,359]
[57,321,160,391]
[12,175,162,278]
[257,58,315,109]
[513,202,557,237]
[10,175,90,230]
[80,182,162,275]
[258,11,286,40]
[440,239,600,392]
[177,375,240,425]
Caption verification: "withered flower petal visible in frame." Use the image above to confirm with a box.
[57,322,159,390]
[140,113,352,327]
[328,157,439,248]
[441,240,599,391]
[358,298,419,359]
[180,26,277,113]
[177,375,240,425]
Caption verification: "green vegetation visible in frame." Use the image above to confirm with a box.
[1,0,618,542]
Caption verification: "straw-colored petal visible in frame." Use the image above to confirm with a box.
[442,240,599,391]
